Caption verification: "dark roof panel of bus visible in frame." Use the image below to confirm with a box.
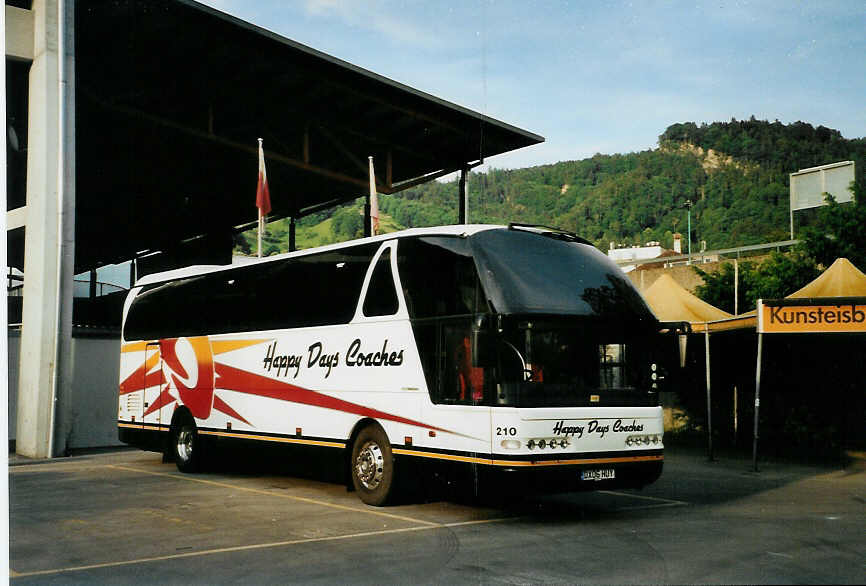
[469,230,657,323]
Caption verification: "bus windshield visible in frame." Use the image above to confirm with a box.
[491,318,658,407]
[398,230,662,408]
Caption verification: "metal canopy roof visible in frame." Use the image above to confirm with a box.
[72,0,543,272]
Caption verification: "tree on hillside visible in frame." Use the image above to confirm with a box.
[693,262,753,314]
[694,251,818,313]
[800,182,866,271]
[694,177,862,310]
[331,205,364,240]
[233,118,866,257]
[692,262,754,313]
[745,251,820,305]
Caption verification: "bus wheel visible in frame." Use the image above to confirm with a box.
[172,417,201,473]
[351,425,395,506]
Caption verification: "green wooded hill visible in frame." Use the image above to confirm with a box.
[239,118,865,255]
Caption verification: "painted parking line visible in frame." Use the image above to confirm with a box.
[9,458,140,474]
[108,464,440,527]
[599,490,690,510]
[10,464,684,578]
[10,517,516,579]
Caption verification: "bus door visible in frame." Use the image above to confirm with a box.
[142,342,162,425]
[392,236,493,453]
[420,318,492,453]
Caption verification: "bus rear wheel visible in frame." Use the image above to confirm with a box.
[351,425,396,506]
[172,417,201,473]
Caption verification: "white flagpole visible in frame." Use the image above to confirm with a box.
[257,207,262,258]
[257,137,266,258]
[368,156,379,236]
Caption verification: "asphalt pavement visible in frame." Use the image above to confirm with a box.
[9,444,865,584]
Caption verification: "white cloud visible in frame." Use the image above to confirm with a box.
[189,0,866,166]
[303,0,446,49]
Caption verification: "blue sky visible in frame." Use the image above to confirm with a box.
[198,0,865,170]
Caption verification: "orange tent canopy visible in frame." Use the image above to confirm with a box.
[642,259,866,333]
[642,273,733,325]
[786,258,866,298]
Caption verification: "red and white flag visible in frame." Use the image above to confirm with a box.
[256,138,271,258]
[256,138,271,216]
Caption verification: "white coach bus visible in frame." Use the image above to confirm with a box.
[118,224,675,505]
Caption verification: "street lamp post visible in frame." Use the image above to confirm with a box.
[684,199,692,264]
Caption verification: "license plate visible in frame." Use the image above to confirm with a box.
[581,468,615,481]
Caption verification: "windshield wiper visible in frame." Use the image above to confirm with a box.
[508,222,593,245]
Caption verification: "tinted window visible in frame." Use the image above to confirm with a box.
[396,237,489,405]
[410,317,488,407]
[492,319,659,407]
[124,244,377,340]
[470,229,655,321]
[396,237,485,319]
[362,247,399,317]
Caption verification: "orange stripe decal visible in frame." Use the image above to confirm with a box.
[198,430,344,448]
[118,422,169,432]
[211,339,271,355]
[121,342,149,353]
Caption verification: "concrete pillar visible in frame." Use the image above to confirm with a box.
[17,0,75,458]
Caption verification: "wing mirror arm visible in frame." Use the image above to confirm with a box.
[471,314,497,368]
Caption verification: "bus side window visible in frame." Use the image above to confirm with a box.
[396,237,481,319]
[362,248,399,317]
[124,244,378,341]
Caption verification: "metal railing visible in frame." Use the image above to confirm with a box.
[612,239,800,267]
[7,280,128,297]
[72,280,128,297]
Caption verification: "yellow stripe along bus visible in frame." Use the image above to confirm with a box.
[118,224,674,505]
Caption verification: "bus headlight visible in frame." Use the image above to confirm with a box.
[527,437,570,450]
[500,439,521,450]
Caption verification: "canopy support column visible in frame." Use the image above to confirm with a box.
[734,259,739,316]
[458,166,468,224]
[705,325,714,461]
[753,332,763,472]
[289,216,296,252]
[363,196,371,238]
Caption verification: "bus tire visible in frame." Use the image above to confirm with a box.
[172,416,201,473]
[351,425,396,506]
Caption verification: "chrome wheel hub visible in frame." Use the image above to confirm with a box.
[177,427,194,462]
[354,441,384,490]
